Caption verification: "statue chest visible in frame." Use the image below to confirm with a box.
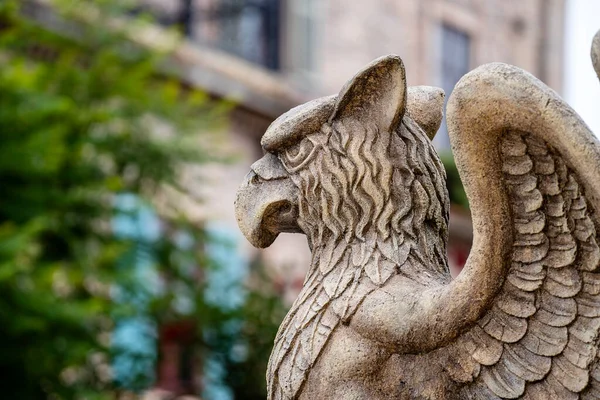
[297,324,460,400]
[296,323,400,399]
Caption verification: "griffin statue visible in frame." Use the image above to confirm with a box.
[234,31,600,399]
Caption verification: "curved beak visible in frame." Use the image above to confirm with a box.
[234,153,301,248]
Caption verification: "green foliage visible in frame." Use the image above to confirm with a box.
[211,261,287,400]
[439,151,469,209]
[0,1,283,398]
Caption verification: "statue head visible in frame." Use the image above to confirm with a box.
[235,56,448,265]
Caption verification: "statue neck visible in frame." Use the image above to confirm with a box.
[306,228,450,286]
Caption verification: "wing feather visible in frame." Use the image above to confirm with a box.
[479,306,528,343]
[440,62,600,398]
[480,361,525,398]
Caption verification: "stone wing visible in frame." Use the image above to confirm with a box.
[440,62,600,399]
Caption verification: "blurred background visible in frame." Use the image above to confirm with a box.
[0,0,599,399]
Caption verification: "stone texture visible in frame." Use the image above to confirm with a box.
[593,30,600,81]
[235,35,600,399]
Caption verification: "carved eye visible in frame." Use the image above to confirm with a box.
[282,139,315,170]
[250,173,261,185]
[246,171,262,185]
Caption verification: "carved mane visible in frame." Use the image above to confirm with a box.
[281,116,449,279]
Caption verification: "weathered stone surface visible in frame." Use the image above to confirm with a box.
[406,86,444,140]
[235,31,600,399]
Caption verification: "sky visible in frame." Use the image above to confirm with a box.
[564,0,600,137]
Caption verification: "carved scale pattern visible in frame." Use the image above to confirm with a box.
[267,249,379,400]
[445,131,600,399]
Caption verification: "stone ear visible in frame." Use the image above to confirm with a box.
[330,55,406,132]
[406,86,445,140]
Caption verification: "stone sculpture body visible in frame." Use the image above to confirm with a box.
[235,33,600,399]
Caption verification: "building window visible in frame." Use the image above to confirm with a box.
[286,0,318,74]
[202,0,282,70]
[435,24,471,150]
[140,0,282,71]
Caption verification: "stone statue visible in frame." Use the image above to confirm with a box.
[234,32,600,399]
